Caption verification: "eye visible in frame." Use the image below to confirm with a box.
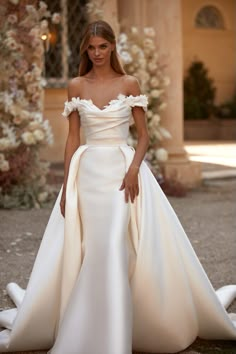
[100,44,108,49]
[88,45,94,50]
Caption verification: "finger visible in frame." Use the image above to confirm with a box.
[60,200,65,218]
[125,186,129,203]
[131,185,139,203]
[131,187,135,203]
[119,179,125,190]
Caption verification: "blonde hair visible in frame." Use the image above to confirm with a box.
[79,20,126,76]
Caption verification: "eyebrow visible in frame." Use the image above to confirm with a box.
[88,42,108,47]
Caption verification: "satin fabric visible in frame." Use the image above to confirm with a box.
[0,94,235,354]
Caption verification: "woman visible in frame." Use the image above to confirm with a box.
[0,20,235,354]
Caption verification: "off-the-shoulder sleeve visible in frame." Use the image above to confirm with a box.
[62,97,81,118]
[118,94,148,126]
[124,94,148,111]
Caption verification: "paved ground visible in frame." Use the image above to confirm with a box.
[0,141,236,354]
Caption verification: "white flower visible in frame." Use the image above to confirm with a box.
[131,44,140,55]
[28,122,41,130]
[163,76,171,86]
[40,19,48,30]
[4,38,18,50]
[34,112,43,122]
[153,130,163,140]
[52,13,61,24]
[0,138,11,150]
[32,65,42,77]
[26,5,37,14]
[138,58,146,69]
[6,30,16,38]
[127,135,135,147]
[20,110,30,120]
[120,51,133,65]
[150,89,163,98]
[0,153,5,163]
[13,116,23,125]
[37,191,48,203]
[32,92,41,102]
[144,27,156,37]
[0,160,10,172]
[118,33,128,44]
[143,38,155,48]
[21,132,36,145]
[153,114,161,123]
[29,28,40,37]
[39,1,48,10]
[138,71,150,84]
[159,126,172,139]
[131,27,138,35]
[150,77,160,88]
[147,62,158,73]
[24,72,34,83]
[27,83,38,94]
[7,14,18,24]
[38,176,46,186]
[155,148,168,162]
[147,110,153,118]
[33,129,45,141]
[159,102,167,111]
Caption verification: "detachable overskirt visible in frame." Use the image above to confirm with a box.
[0,144,235,354]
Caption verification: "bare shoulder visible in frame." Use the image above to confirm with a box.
[122,75,141,96]
[67,77,85,100]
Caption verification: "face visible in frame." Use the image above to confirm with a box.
[87,36,115,67]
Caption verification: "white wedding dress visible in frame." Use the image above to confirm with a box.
[0,94,236,354]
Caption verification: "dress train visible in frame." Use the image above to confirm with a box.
[0,94,235,353]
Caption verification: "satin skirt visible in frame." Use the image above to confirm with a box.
[0,144,235,354]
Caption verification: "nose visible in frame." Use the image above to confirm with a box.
[95,47,100,56]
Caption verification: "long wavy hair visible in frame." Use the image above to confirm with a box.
[79,20,126,76]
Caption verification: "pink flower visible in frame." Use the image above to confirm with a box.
[7,14,18,24]
[52,13,61,24]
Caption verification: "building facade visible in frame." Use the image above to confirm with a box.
[42,0,236,186]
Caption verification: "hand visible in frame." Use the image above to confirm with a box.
[119,165,139,203]
[60,190,66,217]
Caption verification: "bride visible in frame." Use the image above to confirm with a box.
[0,20,235,354]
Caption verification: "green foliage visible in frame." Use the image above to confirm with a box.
[215,93,236,119]
[184,61,216,120]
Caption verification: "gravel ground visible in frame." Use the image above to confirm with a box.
[0,179,236,354]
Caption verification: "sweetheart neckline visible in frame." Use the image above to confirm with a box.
[71,94,146,111]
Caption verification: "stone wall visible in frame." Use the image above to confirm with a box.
[182,0,236,104]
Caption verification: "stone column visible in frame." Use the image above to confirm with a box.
[118,0,201,187]
[93,0,120,34]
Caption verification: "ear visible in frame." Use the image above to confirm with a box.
[111,43,115,52]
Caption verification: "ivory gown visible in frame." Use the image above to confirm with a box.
[0,94,236,354]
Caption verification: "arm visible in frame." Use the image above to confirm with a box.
[120,77,149,203]
[60,80,81,217]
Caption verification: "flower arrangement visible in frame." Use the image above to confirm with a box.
[117,27,171,176]
[0,0,60,208]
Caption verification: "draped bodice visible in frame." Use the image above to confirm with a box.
[62,94,148,145]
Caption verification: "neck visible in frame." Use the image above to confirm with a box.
[90,65,115,80]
